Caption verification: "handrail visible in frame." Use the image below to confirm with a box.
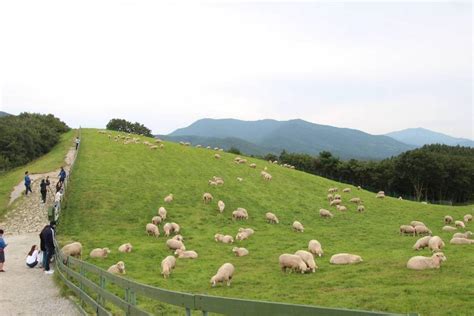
[53,129,419,316]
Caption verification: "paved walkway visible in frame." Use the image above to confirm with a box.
[0,147,80,316]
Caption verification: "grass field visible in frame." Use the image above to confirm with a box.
[58,129,474,315]
[0,130,75,217]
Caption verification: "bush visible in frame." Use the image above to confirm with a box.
[106,118,152,137]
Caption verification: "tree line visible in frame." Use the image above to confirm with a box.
[0,113,70,172]
[106,118,152,137]
[262,144,474,204]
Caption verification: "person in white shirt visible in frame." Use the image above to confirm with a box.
[26,245,40,268]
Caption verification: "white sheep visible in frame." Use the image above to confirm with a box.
[442,226,457,232]
[214,153,221,159]
[174,249,198,259]
[428,236,445,252]
[118,243,133,253]
[152,216,162,225]
[414,225,432,236]
[236,228,254,241]
[107,261,126,274]
[163,223,174,237]
[236,177,243,182]
[61,242,83,259]
[203,192,213,204]
[232,208,248,220]
[210,263,235,287]
[330,253,363,265]
[410,221,425,227]
[166,238,185,250]
[342,188,351,193]
[357,185,361,190]
[450,237,474,245]
[161,256,177,278]
[334,194,341,200]
[349,197,362,204]
[308,240,323,257]
[158,207,167,220]
[265,212,279,224]
[444,216,453,224]
[330,199,342,206]
[217,200,225,213]
[146,223,160,237]
[336,205,347,212]
[164,194,173,203]
[249,163,257,168]
[455,221,466,229]
[89,248,110,258]
[406,253,446,270]
[319,209,334,218]
[214,234,234,244]
[208,180,218,186]
[232,247,249,257]
[453,231,472,239]
[413,236,431,251]
[295,250,317,273]
[171,222,180,234]
[279,254,307,273]
[292,221,304,232]
[327,194,334,202]
[400,225,415,236]
[357,205,365,213]
[464,214,473,223]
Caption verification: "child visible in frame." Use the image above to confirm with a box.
[26,245,40,268]
[0,229,7,272]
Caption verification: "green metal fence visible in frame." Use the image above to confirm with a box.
[53,130,419,316]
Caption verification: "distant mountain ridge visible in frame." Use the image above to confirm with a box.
[167,118,414,160]
[0,111,11,117]
[385,128,474,147]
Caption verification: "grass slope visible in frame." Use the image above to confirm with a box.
[0,130,75,216]
[59,129,474,315]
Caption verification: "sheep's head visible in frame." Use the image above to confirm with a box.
[466,231,473,237]
[210,276,217,287]
[103,248,110,255]
[174,249,182,255]
[434,252,447,263]
[232,247,238,253]
[173,235,184,241]
[117,261,126,273]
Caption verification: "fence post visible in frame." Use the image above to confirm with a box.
[185,307,191,316]
[79,264,85,308]
[98,274,106,306]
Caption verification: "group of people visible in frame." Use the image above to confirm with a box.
[24,167,66,204]
[24,222,57,274]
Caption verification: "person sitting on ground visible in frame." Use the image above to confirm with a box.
[26,245,40,268]
[0,229,7,272]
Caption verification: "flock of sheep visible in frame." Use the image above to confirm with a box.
[60,131,473,288]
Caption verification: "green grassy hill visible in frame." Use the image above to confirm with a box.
[59,129,474,315]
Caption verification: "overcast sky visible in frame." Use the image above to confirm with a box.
[1,1,472,139]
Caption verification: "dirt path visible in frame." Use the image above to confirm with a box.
[0,147,80,315]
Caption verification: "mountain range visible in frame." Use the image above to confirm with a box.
[385,127,474,148]
[0,111,11,117]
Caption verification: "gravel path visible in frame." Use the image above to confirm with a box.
[0,147,81,315]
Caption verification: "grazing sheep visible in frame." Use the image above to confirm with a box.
[328,188,338,194]
[414,225,432,236]
[236,177,243,182]
[357,186,361,190]
[118,243,133,253]
[453,231,473,239]
[196,144,202,148]
[146,223,160,237]
[172,234,184,242]
[214,153,221,159]
[410,221,425,227]
[327,194,334,202]
[319,209,334,218]
[249,163,256,168]
[164,194,173,203]
[400,225,415,236]
[232,247,249,257]
[158,207,167,220]
[232,208,248,220]
[171,222,180,234]
[428,236,445,252]
[376,191,385,199]
[215,234,234,244]
[89,248,110,258]
[210,263,235,287]
[329,253,363,265]
[442,226,457,232]
[163,223,173,237]
[174,249,198,259]
[455,221,466,229]
[217,200,225,213]
[265,212,279,224]
[152,216,162,225]
[336,205,347,212]
[292,221,304,232]
[279,254,307,273]
[450,237,474,245]
[295,250,317,273]
[407,253,446,270]
[161,256,177,278]
[413,236,432,251]
[349,197,362,204]
[107,261,126,274]
[215,178,224,185]
[208,180,218,186]
[464,214,473,223]
[330,199,342,206]
[398,196,403,200]
[357,205,365,213]
[334,194,342,200]
[159,144,164,149]
[203,192,213,204]
[444,216,454,224]
[236,228,254,241]
[166,239,185,250]
[342,188,351,193]
[61,242,83,258]
[308,240,323,257]
[150,145,158,150]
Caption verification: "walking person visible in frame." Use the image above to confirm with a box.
[75,136,80,150]
[58,167,66,185]
[40,179,48,203]
[39,222,56,274]
[0,229,7,272]
[26,245,40,268]
[24,171,32,196]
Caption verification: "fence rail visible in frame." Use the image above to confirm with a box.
[53,130,419,316]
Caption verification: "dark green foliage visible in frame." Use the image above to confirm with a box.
[227,146,241,155]
[106,118,152,137]
[278,145,474,204]
[0,113,69,172]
